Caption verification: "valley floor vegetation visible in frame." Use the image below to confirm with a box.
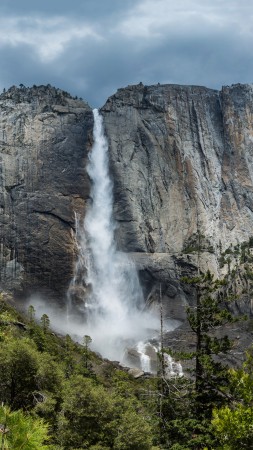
[1,248,253,449]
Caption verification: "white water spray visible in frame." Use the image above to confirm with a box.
[85,109,143,318]
[62,108,183,374]
[137,342,151,373]
[72,109,160,362]
[24,109,182,374]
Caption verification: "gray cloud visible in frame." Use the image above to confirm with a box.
[0,0,136,16]
[0,0,252,107]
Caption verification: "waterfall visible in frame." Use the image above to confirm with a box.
[27,108,182,375]
[84,109,143,319]
[136,342,151,373]
[164,353,183,377]
[73,109,159,362]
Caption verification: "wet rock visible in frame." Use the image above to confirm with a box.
[128,367,145,378]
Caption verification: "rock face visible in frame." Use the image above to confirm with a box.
[2,82,253,319]
[101,83,253,317]
[0,85,93,300]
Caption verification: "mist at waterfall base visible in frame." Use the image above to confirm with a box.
[69,108,164,364]
[26,109,180,370]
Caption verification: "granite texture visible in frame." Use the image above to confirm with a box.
[0,85,93,299]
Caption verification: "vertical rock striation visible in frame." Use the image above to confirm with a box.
[0,85,93,299]
[2,82,253,317]
[101,83,253,316]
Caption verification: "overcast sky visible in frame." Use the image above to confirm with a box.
[0,0,252,107]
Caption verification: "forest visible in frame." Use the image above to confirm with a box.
[1,239,253,449]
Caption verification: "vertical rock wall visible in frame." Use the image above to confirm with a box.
[101,83,253,316]
[0,85,93,300]
[2,82,253,317]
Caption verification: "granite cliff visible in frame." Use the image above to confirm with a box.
[0,85,93,300]
[101,83,253,319]
[1,83,253,321]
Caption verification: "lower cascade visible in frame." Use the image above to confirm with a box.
[68,109,180,373]
[136,342,152,373]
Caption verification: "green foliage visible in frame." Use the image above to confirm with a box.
[0,294,156,448]
[182,233,214,255]
[28,305,36,322]
[0,338,39,409]
[213,405,253,449]
[40,314,50,332]
[0,405,49,449]
[160,270,241,448]
[181,271,237,416]
[220,237,253,268]
[57,375,112,448]
[113,409,153,450]
[81,334,93,371]
[56,374,153,449]
[212,349,253,449]
[2,267,253,450]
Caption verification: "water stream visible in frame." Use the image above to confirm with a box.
[67,109,182,374]
[25,109,182,374]
[69,109,159,363]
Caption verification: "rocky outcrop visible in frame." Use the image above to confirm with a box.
[101,83,253,317]
[0,85,93,299]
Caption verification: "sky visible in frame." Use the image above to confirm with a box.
[0,0,252,107]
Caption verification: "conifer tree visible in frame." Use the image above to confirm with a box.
[212,347,253,449]
[182,270,237,418]
[40,314,50,332]
[0,406,49,449]
[162,270,240,448]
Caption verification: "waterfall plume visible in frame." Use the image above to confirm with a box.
[25,108,181,373]
[70,109,160,362]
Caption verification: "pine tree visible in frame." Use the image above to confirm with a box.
[40,314,50,332]
[28,305,36,323]
[0,406,49,449]
[162,270,240,448]
[212,347,253,449]
[182,270,237,417]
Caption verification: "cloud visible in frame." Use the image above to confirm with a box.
[0,0,136,19]
[119,0,253,40]
[0,16,102,62]
[0,0,252,107]
[115,0,253,57]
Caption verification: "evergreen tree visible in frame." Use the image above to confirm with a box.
[56,374,153,449]
[212,348,253,449]
[162,270,239,448]
[40,314,50,332]
[0,405,49,449]
[82,334,92,371]
[0,339,39,409]
[28,305,36,323]
[182,270,237,417]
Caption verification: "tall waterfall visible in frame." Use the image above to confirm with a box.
[85,109,143,319]
[27,108,182,374]
[74,109,159,362]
